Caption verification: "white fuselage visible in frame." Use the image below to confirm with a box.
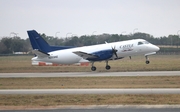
[32,39,159,64]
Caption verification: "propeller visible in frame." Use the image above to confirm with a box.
[112,46,118,58]
[105,41,118,59]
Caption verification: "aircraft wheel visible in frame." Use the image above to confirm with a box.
[106,65,111,70]
[146,60,150,64]
[91,66,96,71]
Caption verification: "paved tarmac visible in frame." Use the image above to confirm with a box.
[1,108,180,112]
[1,105,180,112]
[0,71,180,78]
[1,88,180,94]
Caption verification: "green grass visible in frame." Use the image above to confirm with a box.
[0,55,180,72]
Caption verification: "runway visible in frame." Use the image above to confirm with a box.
[1,89,180,94]
[1,105,180,112]
[0,71,180,78]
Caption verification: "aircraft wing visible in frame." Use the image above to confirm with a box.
[73,51,98,59]
[32,49,49,58]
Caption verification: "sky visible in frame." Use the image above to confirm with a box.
[0,0,180,39]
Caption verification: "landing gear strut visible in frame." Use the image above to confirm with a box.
[105,61,111,70]
[145,56,150,64]
[91,62,96,71]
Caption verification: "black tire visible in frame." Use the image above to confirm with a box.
[91,66,96,71]
[105,65,111,70]
[146,60,150,64]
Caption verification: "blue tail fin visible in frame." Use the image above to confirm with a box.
[27,30,51,52]
[27,30,75,53]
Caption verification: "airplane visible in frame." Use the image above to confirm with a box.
[27,30,160,71]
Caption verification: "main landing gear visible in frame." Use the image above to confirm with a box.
[91,62,96,71]
[91,61,111,71]
[105,61,111,70]
[145,56,150,64]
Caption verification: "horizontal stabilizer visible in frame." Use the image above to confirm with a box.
[73,51,98,59]
[32,49,49,58]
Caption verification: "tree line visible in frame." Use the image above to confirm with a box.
[0,32,180,54]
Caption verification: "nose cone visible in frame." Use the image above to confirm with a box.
[154,45,160,52]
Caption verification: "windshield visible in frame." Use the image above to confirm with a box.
[138,41,150,45]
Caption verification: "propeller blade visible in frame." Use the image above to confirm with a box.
[111,46,118,58]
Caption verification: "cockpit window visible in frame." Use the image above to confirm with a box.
[144,41,149,44]
[138,41,150,45]
[138,42,143,45]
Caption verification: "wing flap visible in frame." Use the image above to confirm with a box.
[32,49,49,58]
[73,51,98,59]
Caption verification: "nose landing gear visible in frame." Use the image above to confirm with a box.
[145,56,150,64]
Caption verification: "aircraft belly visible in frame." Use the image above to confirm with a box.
[32,53,81,64]
[56,52,81,64]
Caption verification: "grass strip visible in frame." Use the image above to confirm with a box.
[0,55,180,72]
[0,94,180,106]
[0,76,180,89]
